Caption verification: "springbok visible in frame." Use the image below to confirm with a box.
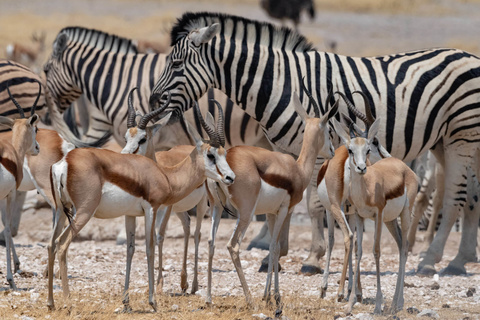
[317,91,391,302]
[206,84,338,309]
[46,99,235,312]
[121,89,213,295]
[333,115,418,314]
[0,81,40,289]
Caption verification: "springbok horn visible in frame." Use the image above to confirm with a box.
[349,123,357,139]
[210,99,226,147]
[193,102,218,146]
[30,79,42,116]
[335,91,370,127]
[352,90,375,128]
[138,91,171,130]
[6,80,26,118]
[300,77,320,118]
[127,87,138,128]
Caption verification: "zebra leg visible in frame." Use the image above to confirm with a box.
[440,167,480,275]
[246,221,270,251]
[417,151,469,276]
[422,162,445,252]
[300,175,326,275]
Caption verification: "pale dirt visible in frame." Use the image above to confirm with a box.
[0,0,480,319]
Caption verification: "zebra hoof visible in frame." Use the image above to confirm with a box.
[258,261,282,273]
[440,265,467,276]
[416,264,436,277]
[299,265,323,276]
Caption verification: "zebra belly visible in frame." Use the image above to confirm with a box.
[0,166,16,199]
[254,179,289,215]
[94,182,145,219]
[171,185,204,213]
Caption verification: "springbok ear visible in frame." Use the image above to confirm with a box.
[205,112,215,131]
[321,99,339,125]
[53,33,68,60]
[292,92,308,121]
[332,119,350,146]
[367,118,380,142]
[151,112,173,136]
[184,119,203,147]
[29,114,40,126]
[189,24,220,46]
[0,116,15,129]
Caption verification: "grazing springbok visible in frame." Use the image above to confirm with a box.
[121,89,213,295]
[317,91,391,302]
[0,81,40,289]
[206,85,338,309]
[333,115,418,314]
[46,99,235,312]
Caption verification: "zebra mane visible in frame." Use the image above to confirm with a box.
[171,12,314,52]
[59,26,139,54]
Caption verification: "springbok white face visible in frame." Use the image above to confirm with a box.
[334,118,380,175]
[204,145,235,186]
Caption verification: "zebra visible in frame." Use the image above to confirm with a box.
[44,26,268,151]
[151,12,480,276]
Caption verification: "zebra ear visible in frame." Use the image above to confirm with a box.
[189,24,220,47]
[53,33,68,60]
[292,92,308,121]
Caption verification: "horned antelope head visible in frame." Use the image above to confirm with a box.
[187,100,235,186]
[1,80,41,155]
[121,88,172,156]
[292,79,339,159]
[332,91,381,175]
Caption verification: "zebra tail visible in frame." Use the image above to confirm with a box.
[44,87,111,148]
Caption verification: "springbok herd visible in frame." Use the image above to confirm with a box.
[0,9,479,318]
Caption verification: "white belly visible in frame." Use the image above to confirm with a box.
[253,179,289,215]
[94,182,145,219]
[18,160,35,191]
[383,188,408,222]
[171,185,205,212]
[0,166,16,199]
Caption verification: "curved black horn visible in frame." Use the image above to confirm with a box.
[348,123,357,139]
[193,102,218,146]
[138,91,171,130]
[6,80,26,118]
[30,79,42,116]
[127,87,138,128]
[352,91,375,128]
[210,99,225,147]
[334,91,369,126]
[300,77,320,118]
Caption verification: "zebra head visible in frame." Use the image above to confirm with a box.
[122,88,172,157]
[150,23,220,117]
[43,31,82,112]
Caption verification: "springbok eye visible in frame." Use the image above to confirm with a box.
[207,154,215,161]
[172,60,182,68]
[139,138,147,145]
[348,149,353,155]
[366,149,371,155]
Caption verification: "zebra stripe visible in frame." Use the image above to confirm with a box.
[151,12,480,272]
[0,60,47,129]
[45,26,265,150]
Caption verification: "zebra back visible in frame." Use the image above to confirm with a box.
[0,60,46,130]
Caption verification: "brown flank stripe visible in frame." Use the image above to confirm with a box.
[317,159,329,186]
[1,156,18,186]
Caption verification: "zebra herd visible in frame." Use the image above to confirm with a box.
[0,10,479,316]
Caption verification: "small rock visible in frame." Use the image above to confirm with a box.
[442,304,450,308]
[407,307,420,314]
[252,314,268,320]
[466,288,476,297]
[430,283,440,290]
[417,309,439,319]
[433,274,439,282]
[171,304,179,311]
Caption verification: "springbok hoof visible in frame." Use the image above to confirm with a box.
[258,261,282,273]
[320,287,327,299]
[149,300,157,312]
[299,265,323,276]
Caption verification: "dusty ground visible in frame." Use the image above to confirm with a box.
[0,201,479,320]
[1,0,480,319]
